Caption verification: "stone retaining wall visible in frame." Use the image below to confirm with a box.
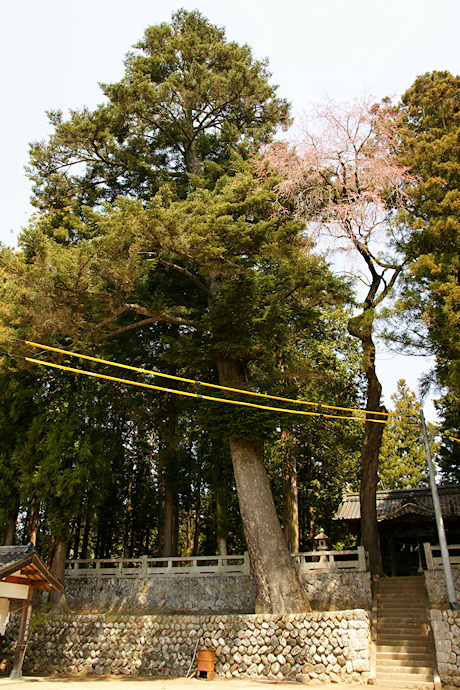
[424,567,460,609]
[6,611,371,683]
[65,575,256,615]
[301,572,372,611]
[65,571,372,614]
[430,609,460,689]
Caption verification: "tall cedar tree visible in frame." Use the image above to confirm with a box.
[396,71,460,477]
[0,11,352,612]
[378,380,431,490]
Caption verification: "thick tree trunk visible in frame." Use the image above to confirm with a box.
[349,313,385,575]
[123,457,134,558]
[3,495,19,545]
[3,512,17,546]
[71,511,81,557]
[193,480,201,556]
[159,397,179,558]
[27,500,40,547]
[50,537,68,610]
[216,357,310,613]
[308,507,316,550]
[163,487,177,557]
[281,429,300,553]
[186,504,193,556]
[80,505,91,560]
[216,498,228,556]
[360,360,385,575]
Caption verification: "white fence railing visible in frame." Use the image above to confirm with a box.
[293,546,367,572]
[65,547,367,578]
[65,553,251,578]
[423,542,460,569]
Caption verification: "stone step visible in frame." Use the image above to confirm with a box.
[378,611,428,620]
[378,584,426,593]
[377,604,427,613]
[377,590,426,597]
[377,592,425,608]
[377,625,430,635]
[377,645,432,656]
[378,591,426,599]
[377,625,429,636]
[377,634,430,644]
[375,576,436,688]
[378,592,426,598]
[377,636,431,648]
[378,590,426,597]
[377,611,426,630]
[378,657,433,670]
[378,574,424,582]
[376,668,434,681]
[378,579,425,585]
[380,575,424,578]
[378,609,428,617]
[378,583,425,588]
[377,617,427,634]
[377,650,432,662]
[376,678,434,690]
[378,590,426,598]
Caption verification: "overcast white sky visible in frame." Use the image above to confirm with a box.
[2,0,460,419]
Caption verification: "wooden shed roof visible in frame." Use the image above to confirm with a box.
[0,544,63,592]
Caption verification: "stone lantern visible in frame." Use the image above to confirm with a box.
[314,528,329,563]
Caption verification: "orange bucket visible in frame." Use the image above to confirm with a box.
[197,649,215,680]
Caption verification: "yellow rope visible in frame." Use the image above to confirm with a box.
[24,340,395,419]
[25,356,391,424]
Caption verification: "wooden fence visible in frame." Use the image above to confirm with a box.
[423,542,460,569]
[65,546,367,578]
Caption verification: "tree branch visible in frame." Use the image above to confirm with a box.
[155,258,209,294]
[91,315,198,344]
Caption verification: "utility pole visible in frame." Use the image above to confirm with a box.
[420,409,458,610]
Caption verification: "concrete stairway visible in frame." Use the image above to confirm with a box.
[375,575,437,689]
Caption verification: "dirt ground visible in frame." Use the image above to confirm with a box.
[0,676,415,690]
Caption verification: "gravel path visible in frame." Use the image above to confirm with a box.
[0,676,411,690]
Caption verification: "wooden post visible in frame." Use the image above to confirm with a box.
[141,555,148,577]
[357,545,367,572]
[243,551,251,575]
[10,587,33,679]
[423,542,434,570]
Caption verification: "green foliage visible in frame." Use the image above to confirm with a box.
[28,9,289,230]
[434,391,460,483]
[397,72,460,377]
[394,70,460,484]
[0,10,364,568]
[378,380,432,490]
[0,368,39,540]
[264,307,364,549]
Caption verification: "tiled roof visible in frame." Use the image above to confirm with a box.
[0,544,35,568]
[335,485,460,522]
[0,544,63,591]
